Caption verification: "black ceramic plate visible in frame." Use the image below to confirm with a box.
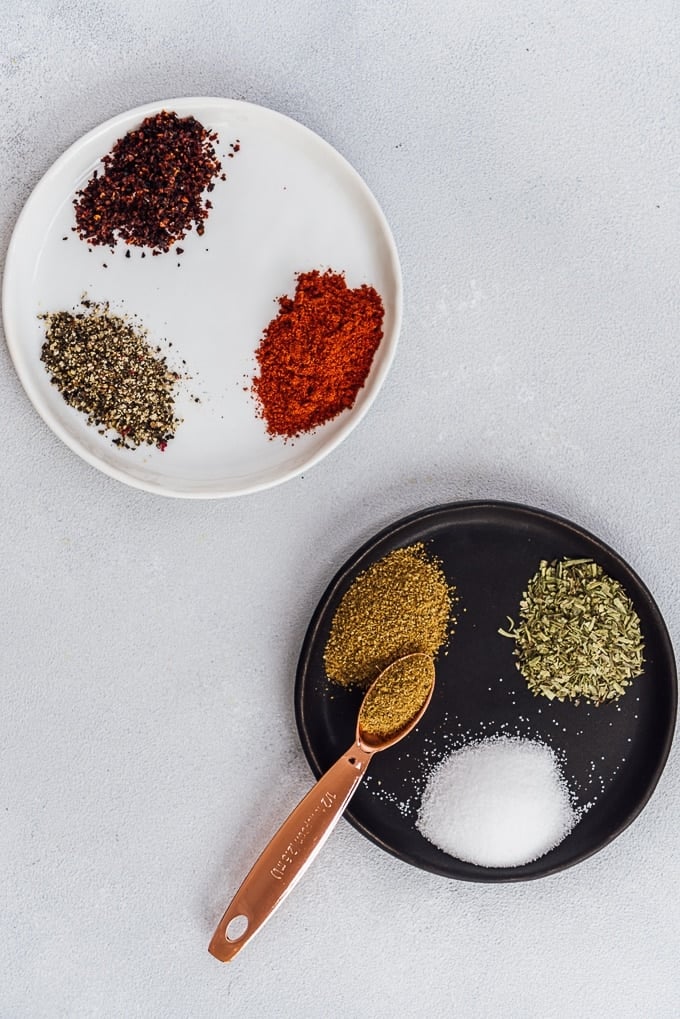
[295,501,677,881]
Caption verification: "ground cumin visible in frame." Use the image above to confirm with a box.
[359,656,435,742]
[323,543,455,689]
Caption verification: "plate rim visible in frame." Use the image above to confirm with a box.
[2,96,403,499]
[295,499,678,881]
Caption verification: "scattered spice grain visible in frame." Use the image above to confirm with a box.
[252,269,384,438]
[73,110,227,253]
[40,302,179,449]
[499,558,644,705]
[324,543,455,689]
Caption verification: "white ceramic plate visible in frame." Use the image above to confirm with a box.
[3,97,402,498]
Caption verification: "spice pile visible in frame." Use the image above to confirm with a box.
[324,543,455,689]
[40,303,179,449]
[252,269,384,438]
[500,558,644,705]
[417,737,578,867]
[358,656,434,743]
[73,111,225,253]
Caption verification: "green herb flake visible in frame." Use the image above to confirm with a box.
[499,558,644,706]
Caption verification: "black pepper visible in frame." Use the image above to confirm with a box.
[40,302,180,450]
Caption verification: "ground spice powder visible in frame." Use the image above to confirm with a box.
[359,656,435,742]
[40,303,179,449]
[252,269,384,438]
[73,110,226,253]
[324,543,455,689]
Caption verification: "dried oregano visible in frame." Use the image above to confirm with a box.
[499,558,644,705]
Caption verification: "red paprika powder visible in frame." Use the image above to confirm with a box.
[252,269,385,438]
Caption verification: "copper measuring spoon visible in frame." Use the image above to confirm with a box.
[208,653,435,962]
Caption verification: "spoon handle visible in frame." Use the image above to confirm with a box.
[208,740,373,962]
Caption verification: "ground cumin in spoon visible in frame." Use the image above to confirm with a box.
[359,656,435,742]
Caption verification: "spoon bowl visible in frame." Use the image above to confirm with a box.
[357,654,436,750]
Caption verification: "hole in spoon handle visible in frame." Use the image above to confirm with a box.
[209,905,251,962]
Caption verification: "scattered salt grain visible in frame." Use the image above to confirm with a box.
[417,737,577,867]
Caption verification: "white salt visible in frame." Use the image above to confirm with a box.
[417,737,577,867]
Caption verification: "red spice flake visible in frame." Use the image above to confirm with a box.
[252,269,384,438]
[73,110,225,253]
